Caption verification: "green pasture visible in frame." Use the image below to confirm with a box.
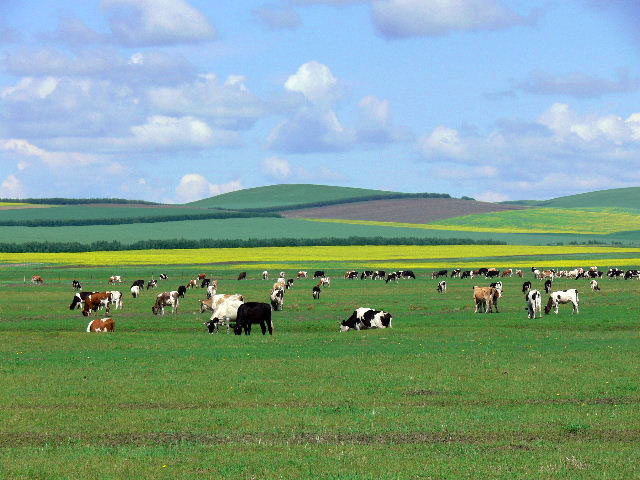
[506,186,640,209]
[0,263,638,479]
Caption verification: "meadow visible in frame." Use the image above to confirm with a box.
[0,254,639,479]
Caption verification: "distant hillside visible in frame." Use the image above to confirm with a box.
[187,184,453,211]
[506,187,640,209]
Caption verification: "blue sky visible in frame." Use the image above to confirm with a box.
[1,0,640,202]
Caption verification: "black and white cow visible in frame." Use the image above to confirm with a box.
[285,279,295,289]
[233,302,273,335]
[340,307,393,332]
[522,281,532,293]
[385,272,399,283]
[159,274,168,280]
[373,270,386,280]
[72,280,82,290]
[590,280,600,291]
[461,270,472,279]
[401,270,416,279]
[544,279,553,294]
[525,290,542,319]
[450,269,461,278]
[270,288,284,311]
[312,285,321,299]
[608,268,624,279]
[201,278,211,288]
[146,279,157,290]
[69,291,97,310]
[544,289,579,314]
[624,269,640,280]
[360,271,374,280]
[431,270,447,279]
[437,281,446,294]
[131,279,145,289]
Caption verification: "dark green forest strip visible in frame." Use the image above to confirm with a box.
[0,197,159,205]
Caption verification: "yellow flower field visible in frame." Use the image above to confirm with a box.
[2,244,640,266]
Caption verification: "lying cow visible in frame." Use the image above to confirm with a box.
[525,289,542,319]
[233,302,273,335]
[341,307,393,332]
[473,286,501,313]
[86,317,115,332]
[545,289,579,315]
[152,291,180,315]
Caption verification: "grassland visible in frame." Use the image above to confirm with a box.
[0,205,219,222]
[507,186,640,208]
[0,260,639,479]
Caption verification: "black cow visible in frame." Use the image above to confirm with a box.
[461,270,472,279]
[201,278,211,288]
[360,271,374,279]
[522,281,532,293]
[373,270,386,280]
[486,270,500,278]
[432,270,447,279]
[313,270,325,278]
[237,272,247,281]
[177,285,187,298]
[69,291,96,310]
[72,280,82,290]
[131,279,145,289]
[544,279,553,294]
[450,269,461,278]
[476,268,489,276]
[385,272,399,283]
[233,302,273,335]
[401,270,416,279]
[312,285,321,299]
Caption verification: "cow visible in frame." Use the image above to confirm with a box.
[279,272,286,279]
[450,269,461,278]
[344,270,358,279]
[177,285,187,298]
[473,286,501,313]
[320,277,331,288]
[545,289,579,315]
[187,279,198,289]
[360,271,374,280]
[262,270,269,280]
[461,270,472,279]
[201,278,211,288]
[608,268,624,279]
[385,272,399,283]
[72,280,82,290]
[588,270,603,278]
[159,274,168,280]
[108,275,122,284]
[272,279,286,292]
[544,279,553,294]
[313,270,325,278]
[270,288,284,311]
[590,280,600,291]
[515,269,523,278]
[624,269,640,280]
[285,279,295,290]
[538,269,555,280]
[525,290,542,319]
[146,279,157,290]
[82,292,112,317]
[501,269,513,277]
[130,285,141,298]
[312,284,321,299]
[373,270,386,280]
[198,274,207,280]
[31,275,44,285]
[431,270,449,278]
[86,317,115,333]
[489,281,503,293]
[486,268,500,278]
[131,280,145,289]
[522,281,532,293]
[340,308,392,332]
[206,284,217,299]
[297,271,308,278]
[475,268,489,276]
[200,293,244,314]
[233,302,273,335]
[401,270,416,279]
[237,272,247,281]
[208,295,245,332]
[151,291,180,315]
[437,281,446,294]
[108,291,123,310]
[70,291,96,310]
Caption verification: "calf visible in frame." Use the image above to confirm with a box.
[82,292,112,317]
[270,288,284,311]
[545,289,579,314]
[237,272,247,281]
[130,285,141,298]
[473,286,501,313]
[590,280,600,291]
[177,285,187,298]
[525,290,542,319]
[437,281,446,294]
[72,280,82,290]
[152,291,180,315]
[70,291,96,310]
[312,285,321,299]
[522,281,532,293]
[340,308,392,332]
[544,279,553,294]
[86,317,115,332]
[233,302,273,335]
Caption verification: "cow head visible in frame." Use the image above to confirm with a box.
[152,304,160,315]
[544,297,554,314]
[205,319,219,334]
[340,312,359,332]
[378,312,392,328]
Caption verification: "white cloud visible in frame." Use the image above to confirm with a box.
[263,156,292,179]
[102,0,216,46]
[418,126,469,160]
[516,69,639,99]
[371,0,530,38]
[175,174,242,203]
[1,138,103,168]
[475,191,508,203]
[0,174,25,198]
[356,95,412,143]
[284,61,339,104]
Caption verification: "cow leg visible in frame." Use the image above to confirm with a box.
[260,320,267,335]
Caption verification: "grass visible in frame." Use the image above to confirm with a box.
[0,260,639,478]
[507,186,640,209]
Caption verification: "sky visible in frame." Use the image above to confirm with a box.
[1,0,640,203]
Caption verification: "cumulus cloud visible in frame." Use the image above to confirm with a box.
[356,95,412,143]
[102,0,217,46]
[516,69,639,98]
[1,138,106,169]
[284,61,339,105]
[174,174,242,203]
[39,18,106,45]
[253,5,301,30]
[418,126,469,161]
[0,174,25,198]
[263,156,292,179]
[371,0,533,38]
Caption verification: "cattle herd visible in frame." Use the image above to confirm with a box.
[27,264,634,336]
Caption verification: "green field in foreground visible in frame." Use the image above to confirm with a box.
[0,263,638,479]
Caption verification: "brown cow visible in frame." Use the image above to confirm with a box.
[501,269,513,277]
[82,292,112,317]
[473,286,501,313]
[152,291,180,315]
[86,317,115,332]
[187,279,198,289]
[198,274,207,280]
[31,275,44,285]
[515,269,523,277]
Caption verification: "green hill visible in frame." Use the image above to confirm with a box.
[506,187,640,209]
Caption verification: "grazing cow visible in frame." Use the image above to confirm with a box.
[82,292,112,317]
[320,276,331,288]
[588,270,603,278]
[270,288,284,311]
[473,286,501,313]
[177,285,187,298]
[608,268,624,279]
[486,268,500,278]
[431,270,449,278]
[272,279,286,292]
[198,274,207,280]
[131,280,145,289]
[539,270,555,280]
[262,270,269,280]
[373,270,386,280]
[476,268,489,277]
[437,281,446,294]
[360,271,374,280]
[344,270,358,279]
[159,274,168,280]
[401,270,416,280]
[461,270,472,279]
[206,285,217,299]
[72,280,82,290]
[489,281,503,292]
[516,269,523,278]
[233,302,273,335]
[297,271,308,278]
[501,269,513,277]
[69,291,97,310]
[522,281,532,293]
[86,317,115,333]
[312,285,321,299]
[187,279,198,288]
[208,295,245,332]
[313,270,325,278]
[237,272,247,281]
[201,278,211,288]
[385,272,399,283]
[544,279,553,294]
[146,279,157,290]
[450,269,461,278]
[130,285,141,298]
[285,279,295,290]
[152,291,180,315]
[200,293,244,314]
[108,275,122,284]
[31,275,44,285]
[590,280,600,291]
[624,269,640,280]
[544,289,579,315]
[340,308,393,332]
[532,268,541,278]
[525,290,542,319]
[108,291,123,310]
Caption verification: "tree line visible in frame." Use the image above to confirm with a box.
[0,197,159,205]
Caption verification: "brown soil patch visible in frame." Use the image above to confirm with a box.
[0,205,51,211]
[282,198,527,224]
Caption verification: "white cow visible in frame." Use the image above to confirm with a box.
[262,270,269,280]
[525,289,542,319]
[208,296,245,332]
[545,289,579,314]
[108,291,123,310]
[590,280,600,291]
[437,281,446,294]
[207,285,217,299]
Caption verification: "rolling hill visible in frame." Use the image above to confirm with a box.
[506,187,640,209]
